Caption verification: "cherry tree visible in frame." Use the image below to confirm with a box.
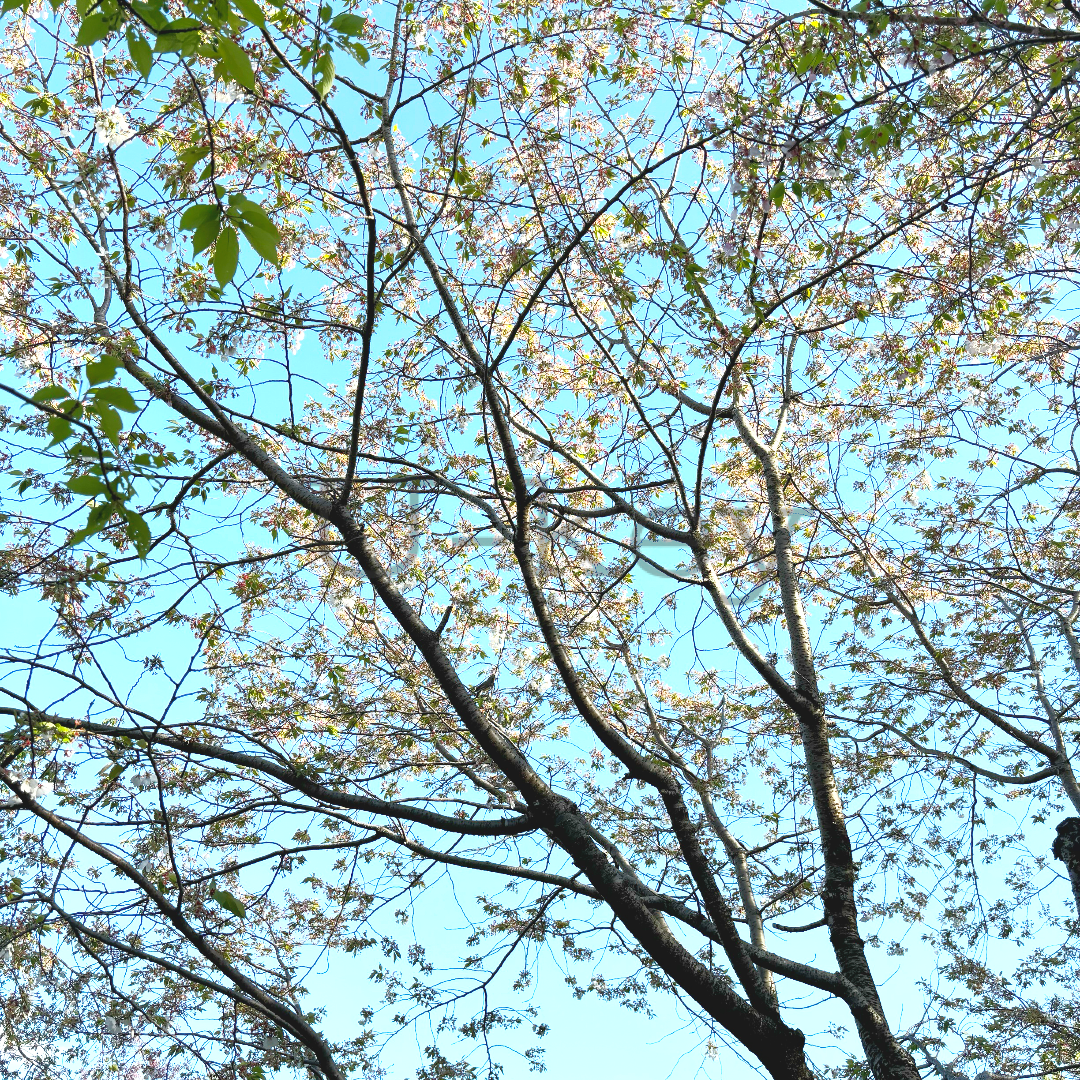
[0,0,1078,1078]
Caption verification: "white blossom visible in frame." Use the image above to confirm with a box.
[94,108,134,150]
[211,86,244,106]
[903,470,933,506]
[6,776,53,801]
[530,673,552,695]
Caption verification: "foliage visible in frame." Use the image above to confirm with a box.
[0,0,1078,1077]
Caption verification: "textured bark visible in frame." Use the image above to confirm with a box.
[798,708,922,1080]
[727,391,923,1080]
[329,511,818,1080]
[1053,817,1080,917]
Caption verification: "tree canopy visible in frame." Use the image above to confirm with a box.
[0,0,1079,1077]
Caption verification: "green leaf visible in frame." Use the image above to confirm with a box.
[86,355,122,385]
[127,28,154,78]
[177,146,211,174]
[76,13,115,45]
[770,181,785,207]
[314,50,335,99]
[231,0,265,26]
[191,210,223,255]
[91,385,139,412]
[46,417,73,446]
[329,11,366,35]
[794,48,823,76]
[238,221,278,264]
[86,502,114,529]
[66,474,108,497]
[107,763,126,782]
[214,225,239,285]
[154,17,201,54]
[229,195,278,238]
[217,35,255,89]
[179,203,220,231]
[69,500,122,551]
[211,888,246,918]
[32,384,70,403]
[122,507,152,557]
[130,0,169,31]
[94,404,123,446]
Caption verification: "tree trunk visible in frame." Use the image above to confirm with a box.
[1053,817,1080,917]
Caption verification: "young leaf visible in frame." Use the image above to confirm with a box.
[191,210,223,255]
[129,0,169,31]
[217,35,255,89]
[214,225,239,286]
[90,385,139,413]
[231,0,265,27]
[238,221,279,265]
[86,356,122,386]
[32,384,71,403]
[66,475,109,497]
[177,146,211,174]
[122,507,152,557]
[211,888,246,918]
[229,195,279,241]
[329,11,366,35]
[46,417,73,446]
[93,404,123,446]
[76,13,115,45]
[179,203,220,231]
[314,50,335,99]
[154,17,201,54]
[127,28,154,78]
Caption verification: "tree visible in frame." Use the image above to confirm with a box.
[0,0,1078,1077]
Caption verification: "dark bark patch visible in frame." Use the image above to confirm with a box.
[1052,817,1080,917]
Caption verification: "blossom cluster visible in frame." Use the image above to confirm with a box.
[94,107,133,150]
[0,775,54,806]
